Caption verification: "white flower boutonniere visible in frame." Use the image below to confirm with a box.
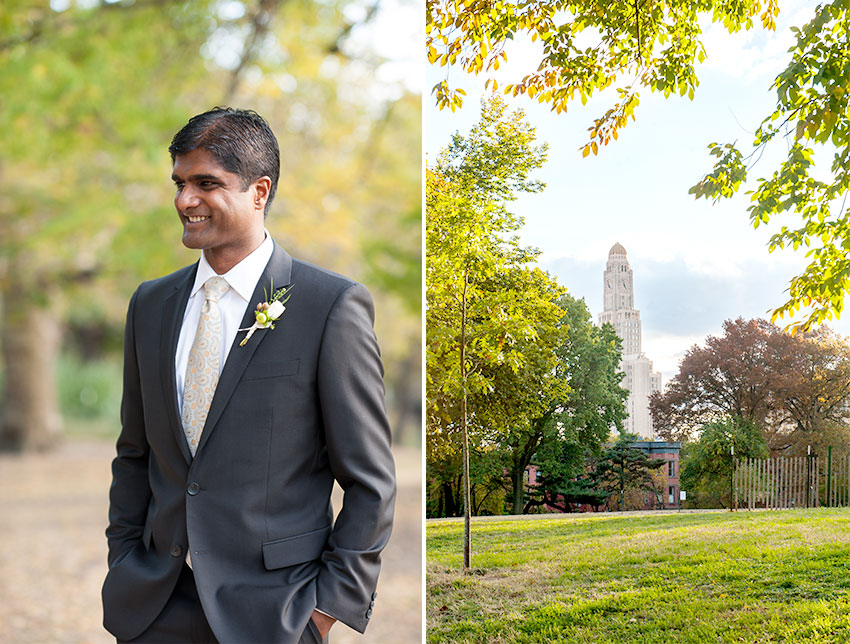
[239,280,294,347]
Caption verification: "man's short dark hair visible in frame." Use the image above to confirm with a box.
[169,107,280,217]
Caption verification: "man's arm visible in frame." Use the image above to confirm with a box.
[105,287,152,566]
[315,282,397,634]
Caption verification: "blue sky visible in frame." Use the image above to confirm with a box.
[426,1,848,381]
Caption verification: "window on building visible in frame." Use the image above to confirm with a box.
[668,486,675,505]
[668,460,675,477]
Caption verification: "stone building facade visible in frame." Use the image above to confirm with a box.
[598,242,662,440]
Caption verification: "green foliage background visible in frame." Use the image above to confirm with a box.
[680,417,770,508]
[426,98,630,521]
[0,0,421,443]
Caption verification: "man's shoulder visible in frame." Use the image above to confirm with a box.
[133,263,197,302]
[286,257,376,324]
[290,257,361,299]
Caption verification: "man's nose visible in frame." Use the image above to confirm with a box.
[175,185,201,211]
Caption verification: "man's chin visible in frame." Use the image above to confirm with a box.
[181,229,208,250]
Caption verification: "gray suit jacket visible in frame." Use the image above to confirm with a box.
[102,242,396,643]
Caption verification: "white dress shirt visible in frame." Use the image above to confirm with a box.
[175,233,274,414]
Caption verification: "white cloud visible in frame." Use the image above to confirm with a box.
[700,1,815,82]
[644,332,705,382]
[541,227,804,282]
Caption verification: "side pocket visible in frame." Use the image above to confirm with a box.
[141,496,156,550]
[142,515,152,550]
[262,524,332,570]
[109,540,142,569]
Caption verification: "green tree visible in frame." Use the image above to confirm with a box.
[427,0,779,154]
[427,447,510,517]
[680,417,769,508]
[593,432,666,511]
[1,0,214,450]
[529,472,610,512]
[690,2,850,332]
[426,95,556,566]
[470,266,566,515]
[521,296,627,513]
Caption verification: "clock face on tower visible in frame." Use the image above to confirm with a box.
[620,278,629,289]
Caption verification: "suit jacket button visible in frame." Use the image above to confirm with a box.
[372,591,378,600]
[187,482,200,495]
[170,545,182,557]
[365,608,372,618]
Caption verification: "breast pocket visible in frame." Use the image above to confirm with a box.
[242,358,300,382]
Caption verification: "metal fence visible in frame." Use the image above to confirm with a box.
[734,450,850,509]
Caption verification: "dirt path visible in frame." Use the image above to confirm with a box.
[0,440,421,643]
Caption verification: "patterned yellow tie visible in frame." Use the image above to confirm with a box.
[181,276,230,457]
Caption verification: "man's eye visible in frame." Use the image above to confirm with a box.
[174,182,184,190]
[200,181,217,188]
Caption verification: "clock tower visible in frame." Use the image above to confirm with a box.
[598,242,661,439]
[600,242,640,356]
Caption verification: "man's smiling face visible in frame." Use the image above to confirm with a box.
[172,147,268,273]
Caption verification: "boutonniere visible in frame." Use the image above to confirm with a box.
[239,280,294,346]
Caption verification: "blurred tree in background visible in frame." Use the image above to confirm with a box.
[679,417,769,508]
[0,0,420,450]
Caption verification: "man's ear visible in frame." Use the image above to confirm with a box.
[253,176,272,212]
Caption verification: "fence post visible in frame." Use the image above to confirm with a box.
[782,457,787,509]
[806,449,811,508]
[827,446,832,508]
[765,457,770,509]
[730,445,735,511]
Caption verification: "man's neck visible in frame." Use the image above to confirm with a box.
[203,235,266,275]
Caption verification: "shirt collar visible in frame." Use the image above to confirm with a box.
[190,231,274,303]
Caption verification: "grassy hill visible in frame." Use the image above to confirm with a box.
[427,509,850,643]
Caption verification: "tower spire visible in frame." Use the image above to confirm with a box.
[601,243,638,354]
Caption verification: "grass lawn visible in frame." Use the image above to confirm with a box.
[427,509,850,643]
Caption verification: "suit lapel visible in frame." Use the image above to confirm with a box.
[196,242,293,456]
[160,264,197,465]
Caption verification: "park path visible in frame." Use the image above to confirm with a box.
[0,440,422,644]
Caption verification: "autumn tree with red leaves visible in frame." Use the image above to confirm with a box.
[651,318,850,453]
[650,318,781,441]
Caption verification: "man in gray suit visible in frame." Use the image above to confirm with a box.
[102,107,396,643]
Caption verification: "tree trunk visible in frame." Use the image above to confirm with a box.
[389,346,421,445]
[461,387,471,569]
[0,277,63,451]
[441,481,457,517]
[511,465,524,514]
[461,264,471,571]
[511,423,546,515]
